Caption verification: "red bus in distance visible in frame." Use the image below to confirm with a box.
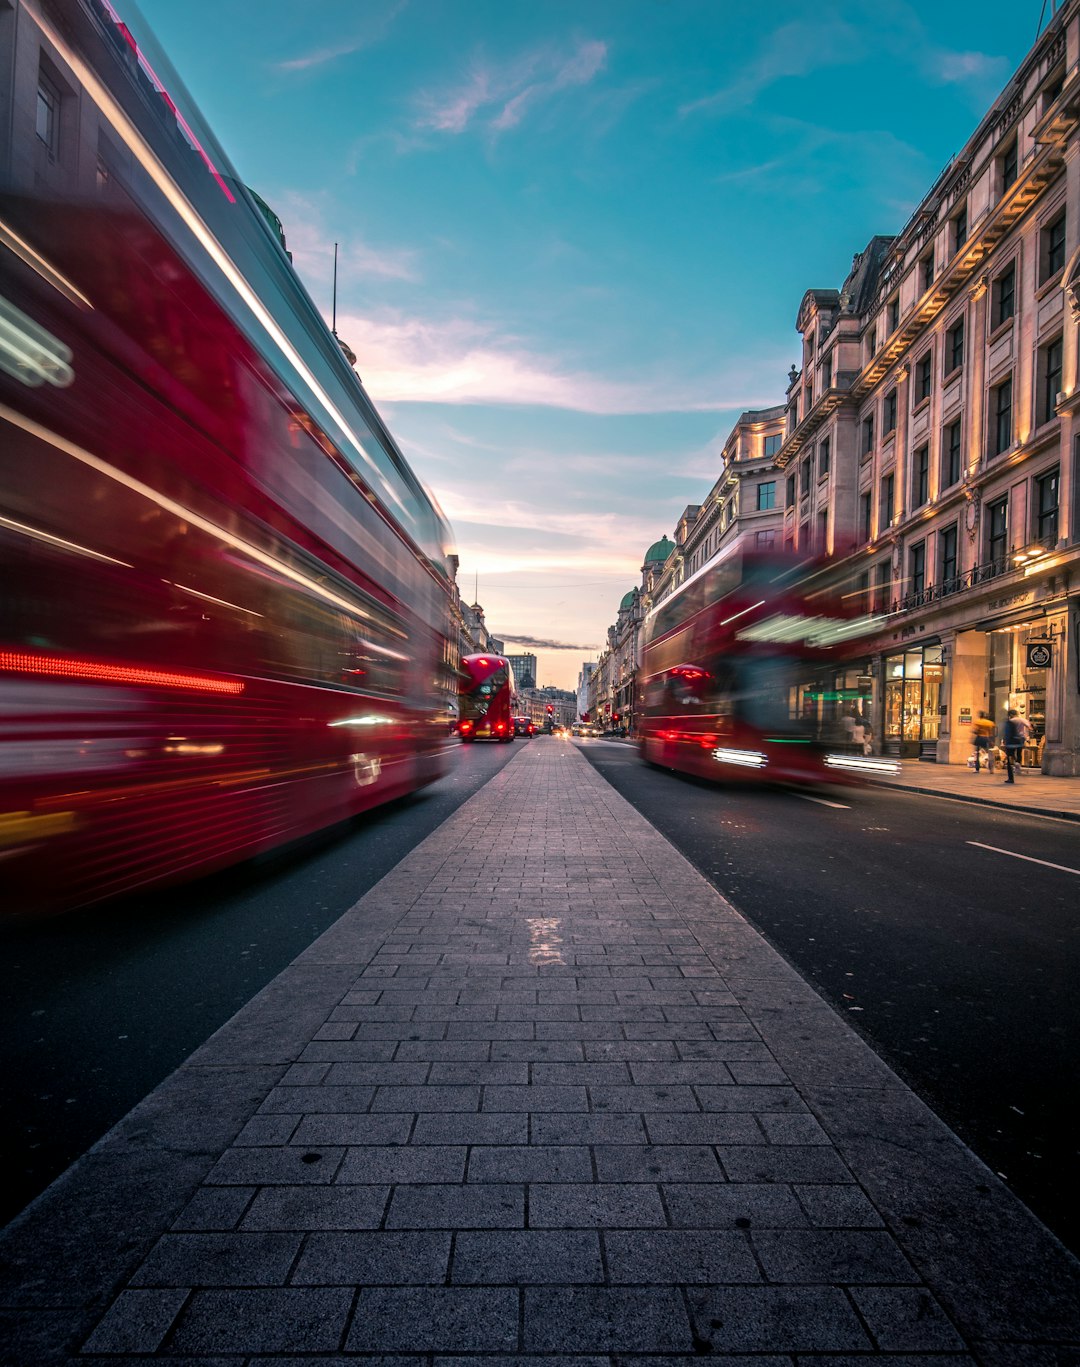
[458,655,517,743]
[638,546,899,785]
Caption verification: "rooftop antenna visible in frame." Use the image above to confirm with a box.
[332,242,338,336]
[474,572,478,602]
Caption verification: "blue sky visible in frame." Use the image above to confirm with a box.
[138,0,1043,689]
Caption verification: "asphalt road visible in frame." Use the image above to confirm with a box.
[0,738,518,1229]
[577,737,1080,1256]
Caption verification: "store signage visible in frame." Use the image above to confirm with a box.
[1026,642,1052,669]
[959,707,972,725]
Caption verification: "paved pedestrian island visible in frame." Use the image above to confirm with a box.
[2,743,1078,1365]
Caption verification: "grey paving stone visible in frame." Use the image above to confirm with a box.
[241,1185,388,1230]
[81,1289,189,1354]
[412,1113,528,1145]
[529,1183,667,1228]
[337,1145,467,1184]
[130,1231,301,1287]
[752,1229,917,1283]
[588,1085,700,1111]
[170,1288,353,1354]
[605,1229,761,1284]
[758,1112,830,1144]
[293,1232,452,1285]
[346,1287,519,1352]
[584,1041,678,1061]
[171,1187,255,1232]
[372,1085,480,1112]
[594,1144,726,1183]
[467,1145,593,1183]
[491,1040,585,1060]
[279,1062,330,1085]
[631,1060,735,1085]
[259,1085,377,1114]
[795,1184,886,1228]
[206,1146,346,1185]
[686,1285,871,1353]
[354,1022,447,1039]
[728,1059,790,1084]
[719,1144,854,1183]
[644,1113,763,1145]
[524,1286,693,1352]
[531,1113,647,1145]
[320,1062,431,1084]
[695,1085,806,1112]
[452,1230,603,1283]
[386,1183,524,1229]
[395,1041,492,1061]
[446,1022,535,1040]
[623,1023,713,1040]
[291,1114,413,1146]
[482,1085,588,1111]
[234,1114,301,1146]
[664,1182,808,1229]
[851,1286,969,1351]
[428,1062,530,1085]
[532,1062,632,1085]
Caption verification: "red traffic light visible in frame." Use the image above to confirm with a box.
[546,704,554,713]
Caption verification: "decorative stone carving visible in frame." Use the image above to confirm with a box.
[969,273,989,301]
[962,482,981,543]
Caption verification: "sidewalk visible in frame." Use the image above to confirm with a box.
[869,758,1080,821]
[2,741,1078,1364]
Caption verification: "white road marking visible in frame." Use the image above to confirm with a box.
[966,841,1080,876]
[796,794,851,809]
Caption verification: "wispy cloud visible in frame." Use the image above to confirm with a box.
[279,192,421,284]
[500,634,601,651]
[336,308,777,415]
[274,1,407,73]
[415,38,608,138]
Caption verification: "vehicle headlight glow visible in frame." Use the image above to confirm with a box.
[824,754,902,775]
[712,747,768,768]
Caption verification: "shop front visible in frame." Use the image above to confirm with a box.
[983,614,1057,770]
[883,644,945,760]
[795,665,874,749]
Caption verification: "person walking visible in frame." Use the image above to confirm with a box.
[972,711,995,772]
[1002,709,1028,783]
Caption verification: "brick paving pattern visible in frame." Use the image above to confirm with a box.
[1,740,1078,1364]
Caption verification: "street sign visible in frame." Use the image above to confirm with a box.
[1026,642,1052,669]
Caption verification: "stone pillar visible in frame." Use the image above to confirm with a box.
[1042,597,1080,775]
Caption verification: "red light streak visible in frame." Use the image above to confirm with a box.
[0,651,244,694]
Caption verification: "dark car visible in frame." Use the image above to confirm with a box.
[513,716,535,737]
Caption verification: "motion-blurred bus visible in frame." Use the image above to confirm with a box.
[458,655,517,742]
[0,0,455,913]
[638,546,898,785]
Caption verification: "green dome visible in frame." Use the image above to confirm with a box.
[619,589,636,610]
[643,535,675,564]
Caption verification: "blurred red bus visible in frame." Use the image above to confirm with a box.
[0,4,455,913]
[639,546,898,785]
[458,656,517,743]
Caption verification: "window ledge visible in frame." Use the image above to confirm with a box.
[912,396,932,416]
[942,364,963,384]
[1035,273,1063,301]
[988,317,1015,346]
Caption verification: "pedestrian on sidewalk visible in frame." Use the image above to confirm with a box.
[972,711,995,772]
[1002,709,1029,783]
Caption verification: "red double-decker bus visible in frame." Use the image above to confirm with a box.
[0,1,455,913]
[639,545,898,785]
[458,655,517,742]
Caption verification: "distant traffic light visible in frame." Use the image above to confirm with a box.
[546,704,554,713]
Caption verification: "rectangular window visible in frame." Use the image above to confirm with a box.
[915,353,932,403]
[952,204,968,254]
[1041,335,1063,426]
[939,524,958,589]
[817,510,828,551]
[36,72,60,157]
[867,326,877,359]
[818,436,830,477]
[988,496,1008,565]
[914,444,929,505]
[921,252,935,293]
[862,414,874,456]
[1042,210,1066,281]
[874,562,891,613]
[800,458,811,495]
[755,529,776,551]
[945,318,964,374]
[992,263,1016,328]
[763,433,782,457]
[881,471,895,528]
[860,490,872,543]
[991,377,1013,455]
[909,541,926,597]
[821,356,833,390]
[888,298,900,332]
[883,390,897,434]
[786,474,796,508]
[756,481,776,511]
[1035,468,1059,541]
[943,418,962,488]
[1000,137,1018,191]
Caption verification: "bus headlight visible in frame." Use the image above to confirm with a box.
[712,747,768,768]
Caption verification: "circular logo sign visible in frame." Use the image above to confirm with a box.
[1027,643,1052,669]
